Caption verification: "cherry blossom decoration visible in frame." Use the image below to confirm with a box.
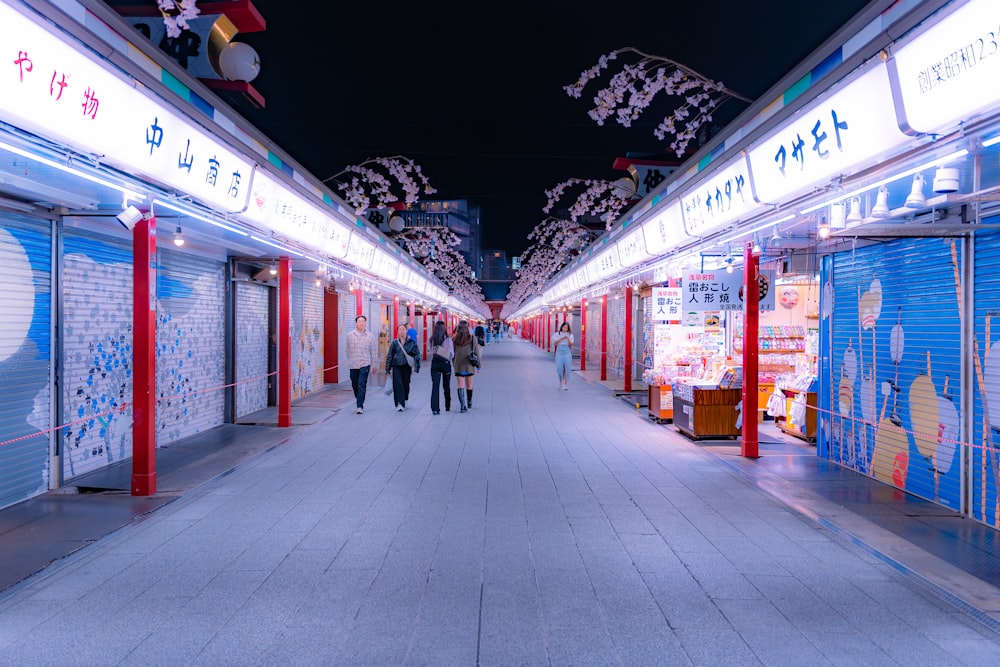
[564,47,751,157]
[323,156,436,217]
[157,0,200,39]
[395,227,485,307]
[544,176,637,230]
[501,217,597,319]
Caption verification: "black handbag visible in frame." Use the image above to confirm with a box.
[468,349,480,368]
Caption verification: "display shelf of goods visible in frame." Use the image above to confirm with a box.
[774,377,818,441]
[671,383,742,440]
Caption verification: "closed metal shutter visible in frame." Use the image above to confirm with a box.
[292,277,324,399]
[642,295,654,375]
[235,281,270,417]
[61,229,133,481]
[586,300,601,369]
[826,238,962,511]
[971,226,1000,527]
[338,289,355,388]
[0,217,52,508]
[607,294,626,379]
[156,248,225,442]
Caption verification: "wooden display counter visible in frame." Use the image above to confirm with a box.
[672,387,742,439]
[775,388,817,441]
[647,385,673,423]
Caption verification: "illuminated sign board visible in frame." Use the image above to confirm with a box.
[748,64,906,204]
[641,202,687,255]
[680,157,760,236]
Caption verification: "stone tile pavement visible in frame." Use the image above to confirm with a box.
[1,337,999,666]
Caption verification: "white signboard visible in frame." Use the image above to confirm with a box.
[680,157,759,237]
[0,4,255,213]
[651,287,683,322]
[641,202,687,255]
[892,0,1000,135]
[748,64,907,203]
[243,171,351,258]
[682,270,776,312]
[615,225,652,268]
[588,244,621,280]
[345,231,376,270]
[372,246,400,281]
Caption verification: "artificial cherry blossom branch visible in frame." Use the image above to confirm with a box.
[157,0,200,38]
[564,47,752,157]
[323,156,436,216]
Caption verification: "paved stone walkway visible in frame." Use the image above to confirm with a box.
[1,338,999,666]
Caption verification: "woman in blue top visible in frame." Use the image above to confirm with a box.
[552,322,574,390]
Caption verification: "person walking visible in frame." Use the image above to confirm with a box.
[386,324,420,411]
[552,321,574,390]
[474,322,486,348]
[428,320,454,415]
[346,314,378,414]
[452,320,481,412]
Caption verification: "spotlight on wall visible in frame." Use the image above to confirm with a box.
[752,235,762,256]
[845,196,863,225]
[818,217,830,239]
[904,173,927,208]
[173,226,185,247]
[116,204,144,230]
[830,202,847,230]
[871,185,891,218]
[933,167,960,194]
[269,261,277,275]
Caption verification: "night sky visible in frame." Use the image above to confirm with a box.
[239,1,873,258]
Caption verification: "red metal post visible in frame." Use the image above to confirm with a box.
[563,310,567,323]
[392,295,399,333]
[355,288,363,317]
[580,297,587,371]
[600,295,608,381]
[624,286,633,392]
[323,288,338,383]
[742,242,760,458]
[131,213,156,496]
[278,257,292,428]
[422,308,428,359]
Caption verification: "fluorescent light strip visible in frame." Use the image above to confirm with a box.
[717,214,795,244]
[800,148,969,214]
[983,135,1000,148]
[0,139,145,201]
[153,199,249,236]
[250,234,305,257]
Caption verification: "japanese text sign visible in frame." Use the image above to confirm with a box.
[0,5,254,212]
[243,171,351,258]
[651,287,683,322]
[615,226,652,268]
[747,64,906,203]
[681,270,776,312]
[892,0,1000,135]
[681,157,761,236]
[641,202,687,255]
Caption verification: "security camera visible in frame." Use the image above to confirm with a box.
[116,204,144,230]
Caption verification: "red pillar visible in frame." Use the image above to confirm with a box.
[742,242,760,458]
[600,295,608,382]
[563,310,567,323]
[392,296,399,333]
[355,288,363,317]
[324,289,338,383]
[278,257,292,428]
[422,308,428,359]
[131,213,156,496]
[624,286,633,392]
[580,298,587,371]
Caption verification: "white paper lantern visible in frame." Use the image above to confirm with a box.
[218,42,261,82]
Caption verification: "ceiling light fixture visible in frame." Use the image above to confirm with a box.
[269,261,278,276]
[173,225,185,247]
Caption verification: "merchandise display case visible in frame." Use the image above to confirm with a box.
[671,368,743,439]
[771,375,819,441]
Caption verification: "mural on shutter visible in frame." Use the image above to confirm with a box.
[642,296,654,374]
[235,282,270,417]
[337,289,355,388]
[292,278,324,399]
[825,238,962,511]
[0,218,52,508]
[972,227,1000,527]
[586,301,601,369]
[156,248,225,442]
[61,231,133,480]
[607,294,626,379]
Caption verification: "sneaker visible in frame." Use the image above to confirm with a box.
[356,407,363,414]
[562,385,568,391]
[397,405,404,412]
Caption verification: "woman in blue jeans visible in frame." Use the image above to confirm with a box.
[551,322,574,390]
[428,321,453,415]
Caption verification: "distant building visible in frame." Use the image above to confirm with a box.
[479,249,515,311]
[377,199,482,279]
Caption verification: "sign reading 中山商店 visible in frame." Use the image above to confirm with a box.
[891,0,1000,135]
[680,157,760,237]
[243,171,351,258]
[0,4,255,213]
[651,287,683,322]
[748,64,907,204]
